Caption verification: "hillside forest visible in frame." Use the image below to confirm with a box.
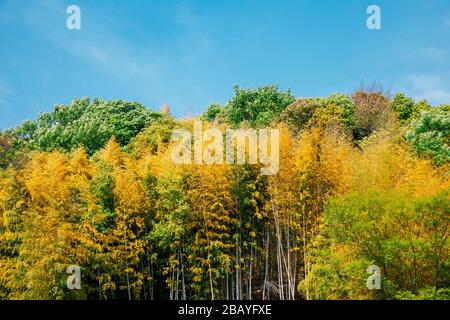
[0,85,449,300]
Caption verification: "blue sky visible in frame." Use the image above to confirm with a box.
[0,0,449,129]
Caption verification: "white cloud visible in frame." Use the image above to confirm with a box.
[0,0,169,105]
[5,0,213,109]
[0,0,218,118]
[54,37,164,80]
[403,75,450,105]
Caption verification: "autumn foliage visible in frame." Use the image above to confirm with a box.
[0,86,448,300]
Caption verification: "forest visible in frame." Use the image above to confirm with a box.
[0,85,449,300]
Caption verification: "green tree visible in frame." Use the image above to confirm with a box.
[406,104,450,166]
[280,94,356,137]
[128,114,179,158]
[391,93,416,123]
[301,189,450,300]
[391,93,432,123]
[221,85,295,127]
[13,98,162,155]
[201,103,224,123]
[279,98,321,133]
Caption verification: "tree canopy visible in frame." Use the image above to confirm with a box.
[0,86,448,300]
[10,98,162,155]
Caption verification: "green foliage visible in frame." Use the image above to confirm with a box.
[201,103,224,122]
[299,243,372,300]
[149,173,190,249]
[128,114,179,157]
[219,85,295,127]
[0,132,29,169]
[391,93,432,123]
[314,190,450,299]
[0,133,15,169]
[406,105,450,165]
[279,94,356,137]
[391,93,416,122]
[89,161,115,215]
[279,98,321,132]
[395,287,450,300]
[0,86,448,300]
[322,94,357,132]
[12,98,161,155]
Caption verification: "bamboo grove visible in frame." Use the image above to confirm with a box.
[0,86,449,300]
